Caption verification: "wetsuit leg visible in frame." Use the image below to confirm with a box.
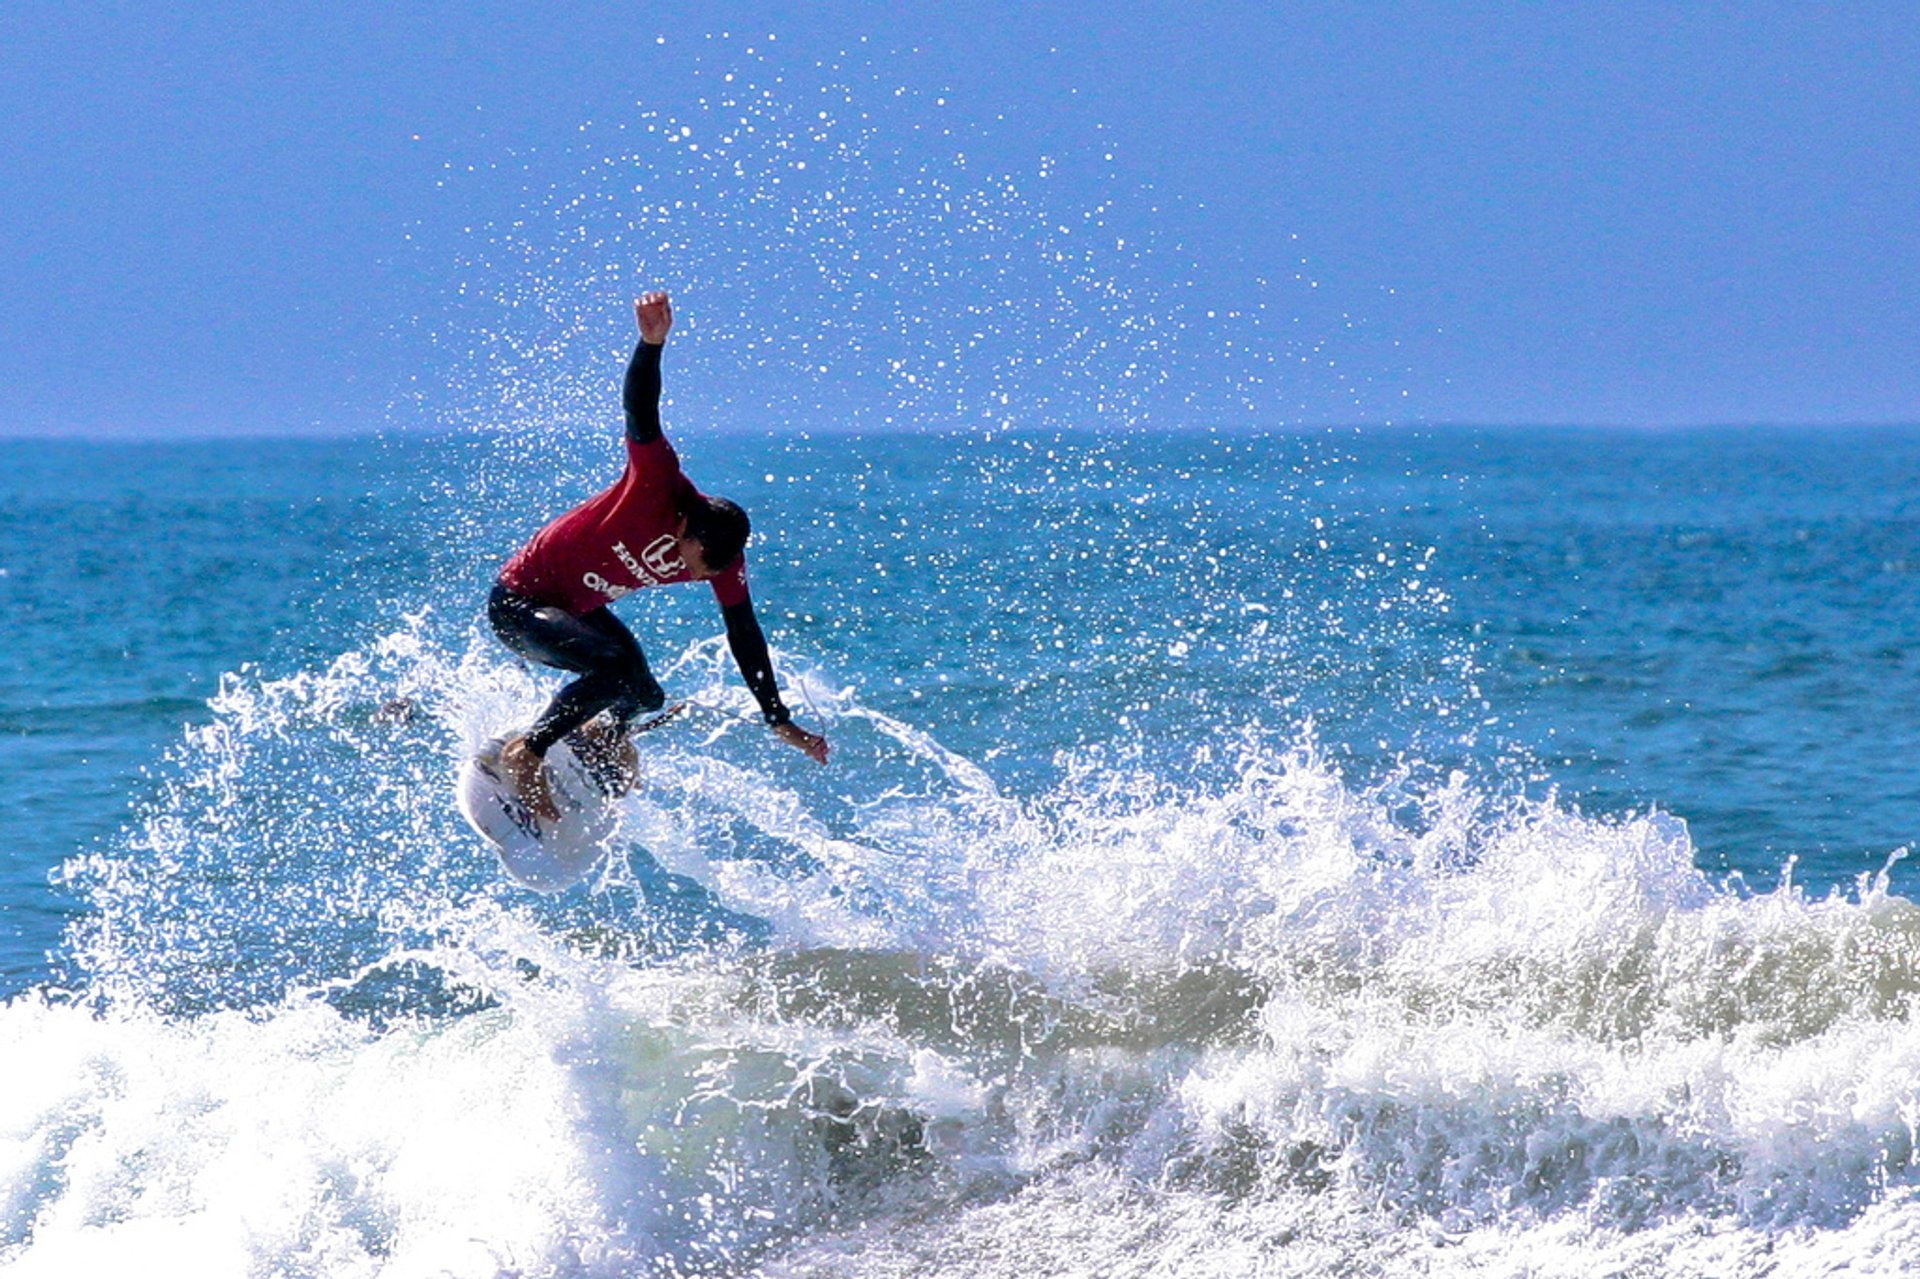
[487,585,666,756]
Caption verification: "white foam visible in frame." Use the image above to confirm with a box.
[28,620,1920,1275]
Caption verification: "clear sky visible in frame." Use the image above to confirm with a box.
[3,1,1916,437]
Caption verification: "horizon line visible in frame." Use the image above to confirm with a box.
[8,419,1920,444]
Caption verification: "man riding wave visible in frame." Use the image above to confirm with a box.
[486,290,829,818]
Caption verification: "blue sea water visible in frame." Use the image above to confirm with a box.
[8,39,1920,1275]
[6,422,1920,1276]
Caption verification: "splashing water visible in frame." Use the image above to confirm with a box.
[17,611,1920,1276]
[8,40,1920,1279]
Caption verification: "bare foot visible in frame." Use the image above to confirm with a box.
[772,721,831,764]
[567,719,640,797]
[499,736,561,822]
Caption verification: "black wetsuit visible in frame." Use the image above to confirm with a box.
[489,340,790,757]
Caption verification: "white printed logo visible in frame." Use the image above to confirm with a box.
[610,537,683,583]
[581,571,631,600]
[606,533,691,583]
[590,536,682,600]
[640,534,683,578]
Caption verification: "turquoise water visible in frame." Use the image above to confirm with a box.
[14,31,1920,1273]
[11,427,1920,990]
[7,424,1920,1275]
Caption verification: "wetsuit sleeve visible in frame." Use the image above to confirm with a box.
[623,341,665,444]
[720,599,792,726]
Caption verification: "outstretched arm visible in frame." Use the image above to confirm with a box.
[721,599,831,764]
[623,291,673,444]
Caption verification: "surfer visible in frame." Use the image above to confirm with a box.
[486,290,829,819]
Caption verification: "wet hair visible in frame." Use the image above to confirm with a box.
[686,496,751,569]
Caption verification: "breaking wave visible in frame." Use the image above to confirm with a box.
[5,615,1918,1277]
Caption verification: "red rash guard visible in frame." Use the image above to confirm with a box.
[492,336,793,729]
[498,435,750,616]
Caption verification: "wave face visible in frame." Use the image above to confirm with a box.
[8,593,1920,1277]
[9,40,1920,1279]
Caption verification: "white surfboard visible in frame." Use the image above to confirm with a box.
[456,737,621,892]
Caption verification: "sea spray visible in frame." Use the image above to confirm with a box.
[25,424,1920,1279]
[9,31,1920,1279]
[15,599,1920,1276]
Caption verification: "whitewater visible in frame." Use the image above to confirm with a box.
[7,42,1920,1279]
[12,587,1920,1276]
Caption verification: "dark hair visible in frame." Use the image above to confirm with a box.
[686,495,751,568]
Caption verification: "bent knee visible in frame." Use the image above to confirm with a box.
[621,665,666,714]
[633,679,667,713]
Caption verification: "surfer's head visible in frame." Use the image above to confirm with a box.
[677,496,751,578]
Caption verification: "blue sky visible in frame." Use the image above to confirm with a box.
[3,1,1916,437]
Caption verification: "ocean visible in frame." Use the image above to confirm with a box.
[5,422,1920,1276]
